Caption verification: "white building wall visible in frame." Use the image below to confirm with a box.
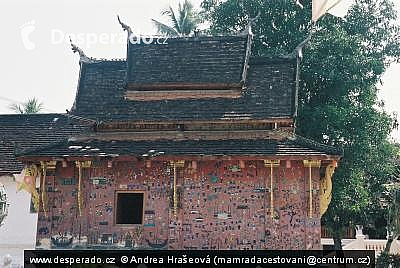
[0,175,37,267]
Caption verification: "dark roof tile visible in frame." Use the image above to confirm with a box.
[127,35,249,86]
[71,56,296,121]
[0,114,88,174]
[19,135,343,158]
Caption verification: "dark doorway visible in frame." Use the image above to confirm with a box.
[115,192,144,224]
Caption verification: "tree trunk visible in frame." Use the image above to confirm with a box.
[377,237,394,268]
[383,237,393,255]
[333,230,343,250]
[332,231,348,268]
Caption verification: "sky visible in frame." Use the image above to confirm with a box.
[0,0,399,141]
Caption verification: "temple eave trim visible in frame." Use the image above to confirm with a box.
[18,155,341,163]
[125,89,242,101]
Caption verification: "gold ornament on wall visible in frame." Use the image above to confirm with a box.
[320,162,336,215]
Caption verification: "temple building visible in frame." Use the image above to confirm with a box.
[15,22,342,250]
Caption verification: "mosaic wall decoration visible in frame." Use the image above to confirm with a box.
[35,159,322,250]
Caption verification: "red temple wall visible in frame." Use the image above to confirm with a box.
[35,159,321,250]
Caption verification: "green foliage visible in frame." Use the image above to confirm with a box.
[377,252,400,268]
[298,1,400,244]
[152,0,201,36]
[201,0,400,246]
[9,98,43,114]
[379,155,400,259]
[201,0,311,55]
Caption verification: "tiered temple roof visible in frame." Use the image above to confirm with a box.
[1,29,342,169]
[71,35,297,123]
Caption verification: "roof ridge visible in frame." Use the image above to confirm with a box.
[139,34,249,41]
[80,58,126,64]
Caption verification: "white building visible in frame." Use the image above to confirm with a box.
[322,225,400,258]
[0,175,37,267]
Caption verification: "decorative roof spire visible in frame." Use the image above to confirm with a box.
[239,11,259,84]
[117,15,133,36]
[69,37,92,62]
[241,11,261,36]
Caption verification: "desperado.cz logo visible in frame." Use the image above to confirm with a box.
[20,20,36,50]
[51,29,169,48]
[20,21,168,51]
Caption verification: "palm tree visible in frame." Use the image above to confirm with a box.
[9,98,43,114]
[152,0,200,37]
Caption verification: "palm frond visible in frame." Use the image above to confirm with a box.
[151,19,180,36]
[178,3,188,34]
[25,98,43,114]
[168,6,182,35]
[154,0,200,36]
[9,98,43,114]
[9,103,24,114]
[181,0,199,35]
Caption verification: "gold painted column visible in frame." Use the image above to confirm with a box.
[75,161,91,217]
[303,160,321,218]
[264,160,280,219]
[173,163,177,216]
[170,160,185,217]
[76,161,82,217]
